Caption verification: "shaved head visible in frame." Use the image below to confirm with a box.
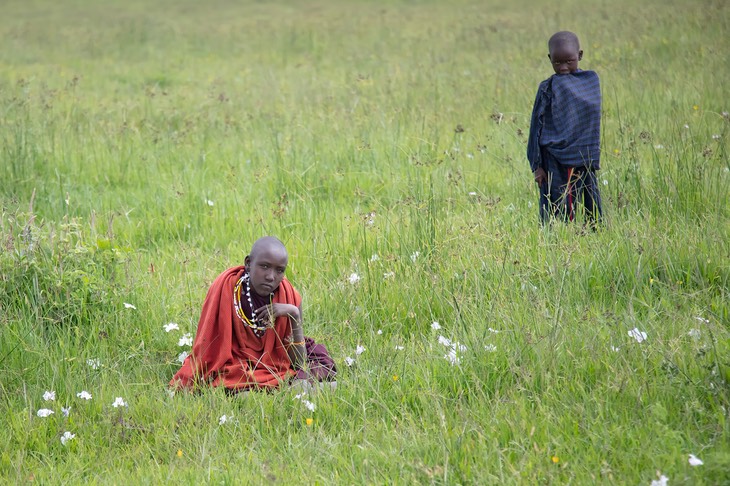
[249,236,287,261]
[548,31,581,52]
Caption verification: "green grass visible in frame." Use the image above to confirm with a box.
[1,0,728,483]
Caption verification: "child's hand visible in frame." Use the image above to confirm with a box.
[254,303,300,326]
[533,167,547,185]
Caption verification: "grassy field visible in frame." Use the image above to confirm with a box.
[1,0,728,483]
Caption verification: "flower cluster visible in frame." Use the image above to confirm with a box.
[35,389,130,446]
[163,321,192,363]
[294,393,316,412]
[344,344,366,367]
[438,335,466,366]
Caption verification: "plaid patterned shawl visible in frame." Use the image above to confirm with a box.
[527,70,601,171]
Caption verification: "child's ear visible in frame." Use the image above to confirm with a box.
[578,50,583,60]
[547,53,552,61]
[244,255,251,266]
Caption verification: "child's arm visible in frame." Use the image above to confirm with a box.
[255,303,306,368]
[527,81,548,183]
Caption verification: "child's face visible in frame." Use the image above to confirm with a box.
[245,246,288,296]
[548,43,583,75]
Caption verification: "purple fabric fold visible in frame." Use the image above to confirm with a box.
[295,337,338,382]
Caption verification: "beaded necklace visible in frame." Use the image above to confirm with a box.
[233,273,271,337]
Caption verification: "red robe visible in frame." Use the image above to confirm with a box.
[170,266,301,390]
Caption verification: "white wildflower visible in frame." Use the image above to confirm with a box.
[177,351,189,363]
[395,346,404,351]
[62,406,71,417]
[488,328,500,334]
[654,144,664,149]
[466,153,474,159]
[369,254,379,262]
[366,212,376,226]
[651,474,669,486]
[711,134,720,140]
[444,349,460,366]
[611,346,621,352]
[111,397,127,408]
[86,358,101,369]
[688,454,703,466]
[484,344,497,352]
[348,273,361,284]
[37,408,54,418]
[123,302,136,310]
[43,390,56,402]
[344,356,355,366]
[468,191,477,196]
[602,179,608,186]
[438,335,451,347]
[431,321,442,330]
[410,251,420,262]
[355,345,366,356]
[178,333,193,347]
[206,199,215,207]
[164,322,179,332]
[383,271,395,279]
[377,329,383,335]
[694,316,709,324]
[76,391,92,400]
[683,124,689,129]
[60,431,76,446]
[688,329,701,340]
[628,327,647,343]
[219,414,232,425]
[302,400,316,412]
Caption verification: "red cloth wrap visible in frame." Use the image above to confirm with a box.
[170,266,301,390]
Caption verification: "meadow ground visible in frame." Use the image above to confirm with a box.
[0,0,728,483]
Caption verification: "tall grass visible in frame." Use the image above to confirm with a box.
[1,0,728,483]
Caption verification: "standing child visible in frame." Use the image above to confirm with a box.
[527,31,603,226]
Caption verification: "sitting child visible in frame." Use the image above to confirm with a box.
[170,236,336,392]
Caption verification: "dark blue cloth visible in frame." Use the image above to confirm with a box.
[538,149,602,225]
[527,70,602,172]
